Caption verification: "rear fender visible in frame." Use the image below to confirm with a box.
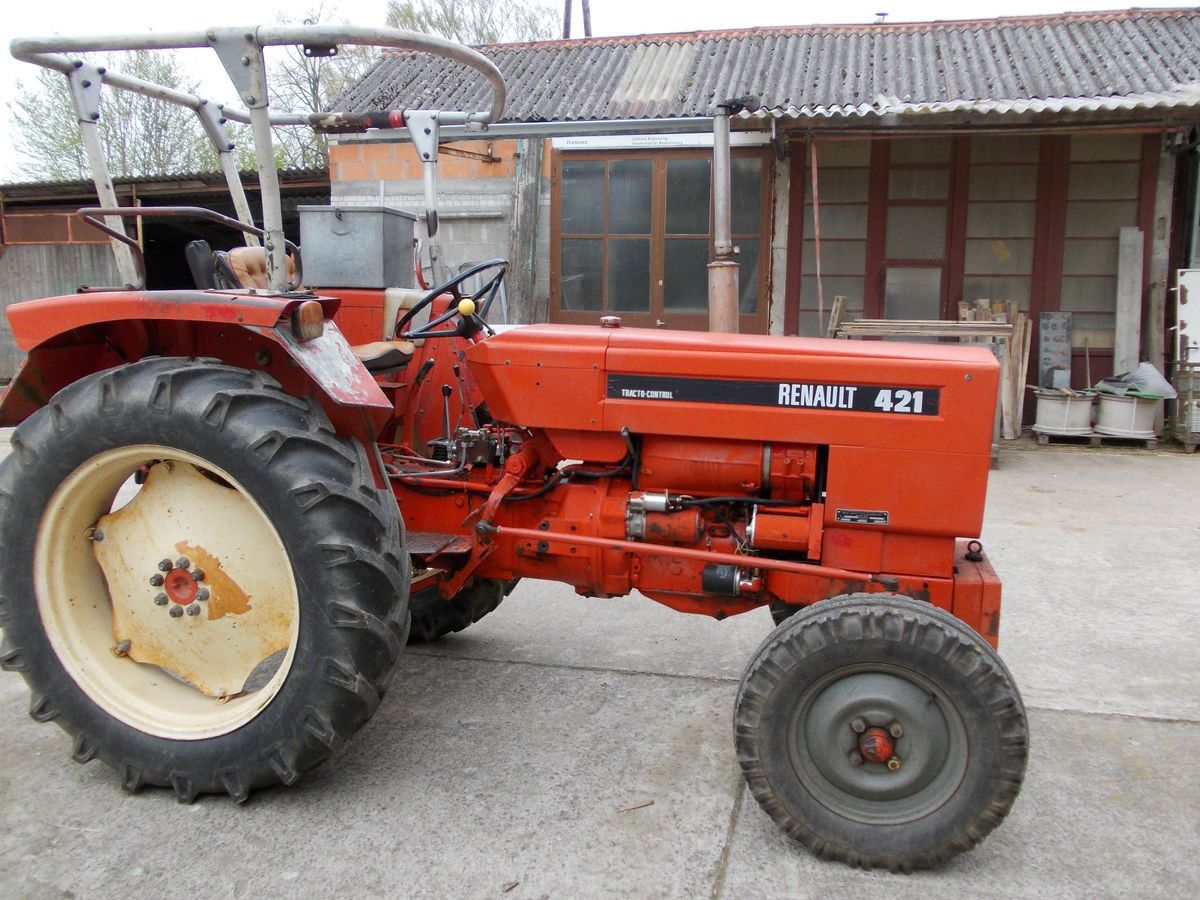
[1,289,392,448]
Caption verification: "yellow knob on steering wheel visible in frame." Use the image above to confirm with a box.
[458,298,476,317]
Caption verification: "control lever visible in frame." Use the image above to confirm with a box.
[441,384,453,444]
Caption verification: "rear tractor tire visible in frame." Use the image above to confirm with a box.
[0,358,410,801]
[735,594,1027,871]
[407,578,508,643]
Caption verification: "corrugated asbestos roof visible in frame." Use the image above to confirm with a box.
[337,8,1200,124]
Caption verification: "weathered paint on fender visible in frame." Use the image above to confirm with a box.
[247,321,392,411]
[4,289,339,352]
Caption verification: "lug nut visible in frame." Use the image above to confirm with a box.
[191,568,206,582]
[850,717,867,734]
[111,640,131,657]
[91,529,104,542]
[887,757,902,772]
[848,750,864,767]
[197,588,210,602]
[149,574,165,587]
[158,558,174,572]
[154,593,169,606]
[186,603,201,616]
[175,557,190,570]
[889,722,904,739]
[169,606,184,618]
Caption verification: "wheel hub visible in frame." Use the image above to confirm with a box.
[88,460,294,699]
[788,666,970,825]
[163,565,200,606]
[858,726,895,764]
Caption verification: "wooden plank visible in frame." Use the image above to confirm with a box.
[826,295,848,338]
[837,321,1012,337]
[1114,225,1143,375]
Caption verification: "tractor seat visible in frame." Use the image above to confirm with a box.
[185,242,417,372]
[353,339,415,372]
[222,245,298,290]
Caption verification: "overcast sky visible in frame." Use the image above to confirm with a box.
[1,1,1195,179]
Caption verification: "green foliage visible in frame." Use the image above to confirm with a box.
[385,0,558,44]
[9,50,219,181]
[267,3,382,169]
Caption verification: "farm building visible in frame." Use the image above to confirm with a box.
[329,7,1200,387]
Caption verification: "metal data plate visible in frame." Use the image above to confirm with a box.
[1039,311,1073,387]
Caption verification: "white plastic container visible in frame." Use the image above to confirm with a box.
[1094,393,1158,438]
[1032,390,1095,436]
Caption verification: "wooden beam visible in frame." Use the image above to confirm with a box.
[506,138,544,324]
[1115,225,1144,374]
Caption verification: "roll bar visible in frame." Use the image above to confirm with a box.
[11,26,507,292]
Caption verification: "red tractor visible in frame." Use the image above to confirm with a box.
[0,26,1026,872]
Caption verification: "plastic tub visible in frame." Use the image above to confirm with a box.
[1031,390,1095,436]
[1094,393,1158,438]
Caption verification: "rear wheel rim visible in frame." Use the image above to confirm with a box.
[786,662,969,825]
[34,445,300,740]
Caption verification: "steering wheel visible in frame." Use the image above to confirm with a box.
[396,258,508,340]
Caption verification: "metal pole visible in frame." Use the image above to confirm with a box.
[708,103,738,333]
[563,0,573,39]
[194,99,259,246]
[66,62,139,287]
[582,0,593,36]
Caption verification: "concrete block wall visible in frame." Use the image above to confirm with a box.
[330,138,552,324]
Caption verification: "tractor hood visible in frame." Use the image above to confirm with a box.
[464,324,1000,456]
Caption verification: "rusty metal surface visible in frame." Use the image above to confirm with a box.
[93,462,293,698]
[270,320,394,410]
[337,9,1200,123]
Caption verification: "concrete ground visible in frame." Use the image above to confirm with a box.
[0,428,1197,898]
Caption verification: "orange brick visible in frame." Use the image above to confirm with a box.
[338,160,371,181]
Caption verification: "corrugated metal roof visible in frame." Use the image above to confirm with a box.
[337,8,1200,124]
[0,167,328,194]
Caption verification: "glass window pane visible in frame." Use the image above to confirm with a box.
[738,238,760,313]
[666,158,711,234]
[971,135,1040,164]
[962,276,1031,308]
[608,159,652,234]
[803,204,868,239]
[1070,134,1142,162]
[560,239,602,310]
[731,157,762,234]
[884,267,942,319]
[964,238,1034,275]
[891,138,952,164]
[806,167,869,203]
[888,168,949,200]
[800,276,865,312]
[1063,239,1119,275]
[1067,163,1139,200]
[561,159,603,233]
[966,202,1037,238]
[663,239,709,311]
[813,140,872,167]
[802,240,866,275]
[607,239,650,312]
[885,206,947,259]
[968,165,1038,201]
[1060,276,1116,313]
[1064,201,1138,237]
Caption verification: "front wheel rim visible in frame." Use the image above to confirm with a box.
[786,662,970,826]
[34,445,300,741]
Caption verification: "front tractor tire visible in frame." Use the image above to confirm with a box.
[735,594,1027,871]
[0,358,410,801]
